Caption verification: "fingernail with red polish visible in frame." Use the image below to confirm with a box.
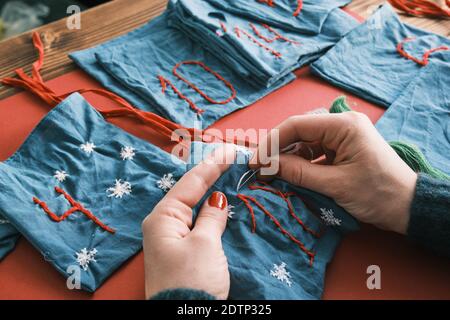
[209,192,227,210]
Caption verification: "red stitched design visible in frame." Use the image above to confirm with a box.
[248,181,324,237]
[250,23,300,44]
[234,26,282,58]
[219,21,227,33]
[397,37,449,66]
[293,0,303,17]
[173,61,237,105]
[256,0,303,16]
[237,192,316,266]
[258,0,275,7]
[158,75,204,114]
[33,187,115,234]
[159,61,237,115]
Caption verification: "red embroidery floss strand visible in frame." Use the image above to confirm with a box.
[397,37,449,66]
[33,187,116,234]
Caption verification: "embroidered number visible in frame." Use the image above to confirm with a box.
[33,187,115,233]
[158,61,237,115]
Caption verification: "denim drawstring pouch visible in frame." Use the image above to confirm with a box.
[311,3,450,108]
[170,0,358,88]
[204,0,352,35]
[189,142,359,299]
[0,93,188,291]
[376,61,450,175]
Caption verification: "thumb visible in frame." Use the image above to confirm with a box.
[277,153,339,198]
[193,191,229,240]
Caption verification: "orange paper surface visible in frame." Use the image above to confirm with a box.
[0,67,449,300]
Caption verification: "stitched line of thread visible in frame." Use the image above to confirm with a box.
[258,0,275,7]
[234,27,282,58]
[237,193,315,266]
[293,0,303,17]
[249,181,324,238]
[219,21,227,33]
[33,187,116,234]
[158,75,205,114]
[256,0,303,16]
[172,61,237,105]
[250,23,300,44]
[397,37,449,66]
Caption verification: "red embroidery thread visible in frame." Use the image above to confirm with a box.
[397,37,449,66]
[158,61,237,115]
[237,193,316,266]
[173,61,237,105]
[219,21,227,33]
[256,0,303,16]
[33,187,116,234]
[248,181,324,238]
[293,0,303,17]
[158,75,204,114]
[234,26,282,58]
[250,23,300,44]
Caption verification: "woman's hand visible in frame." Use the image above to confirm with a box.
[251,112,418,235]
[142,146,236,300]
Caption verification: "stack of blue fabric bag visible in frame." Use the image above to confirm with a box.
[70,0,357,128]
[169,0,358,87]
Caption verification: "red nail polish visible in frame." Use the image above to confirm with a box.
[209,192,227,210]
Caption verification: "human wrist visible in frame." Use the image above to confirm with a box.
[382,171,418,235]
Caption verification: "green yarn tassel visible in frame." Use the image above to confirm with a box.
[389,141,449,180]
[329,96,450,180]
[330,96,352,113]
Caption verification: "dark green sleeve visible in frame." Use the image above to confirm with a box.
[150,288,216,300]
[407,174,450,257]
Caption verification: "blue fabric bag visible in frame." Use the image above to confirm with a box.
[376,61,450,175]
[0,93,187,291]
[311,4,450,108]
[204,0,352,34]
[170,0,358,87]
[189,142,359,299]
[71,5,294,130]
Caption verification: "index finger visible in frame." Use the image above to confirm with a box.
[162,144,237,208]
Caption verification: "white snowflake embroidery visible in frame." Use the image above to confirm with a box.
[107,179,132,198]
[156,173,176,192]
[76,248,98,271]
[0,219,9,224]
[270,262,292,287]
[120,146,136,161]
[320,208,342,226]
[54,170,69,182]
[80,142,96,155]
[227,205,235,219]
